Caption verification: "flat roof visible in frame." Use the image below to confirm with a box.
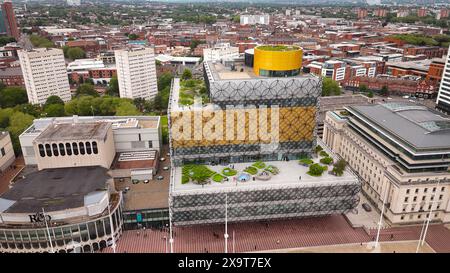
[113,150,158,170]
[0,166,110,213]
[35,122,111,142]
[347,103,450,151]
[0,131,9,141]
[171,145,358,194]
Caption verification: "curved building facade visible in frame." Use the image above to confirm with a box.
[253,45,303,77]
[0,167,124,253]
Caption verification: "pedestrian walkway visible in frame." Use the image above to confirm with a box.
[100,215,450,253]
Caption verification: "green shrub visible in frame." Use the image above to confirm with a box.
[307,163,327,177]
[320,157,334,165]
[212,173,225,183]
[332,159,347,176]
[252,161,266,169]
[319,151,329,157]
[315,145,323,153]
[244,166,258,175]
[299,158,314,166]
[222,167,237,176]
[265,165,279,174]
[181,175,189,184]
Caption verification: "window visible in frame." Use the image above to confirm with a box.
[66,143,72,156]
[79,142,85,155]
[401,215,405,220]
[422,196,426,201]
[439,195,443,200]
[38,144,45,157]
[148,141,153,148]
[52,143,59,156]
[441,187,445,192]
[413,196,417,202]
[424,188,428,193]
[406,189,410,194]
[415,188,419,193]
[86,142,92,154]
[418,214,422,219]
[0,147,4,157]
[45,144,52,157]
[72,142,79,155]
[404,197,409,202]
[92,141,98,154]
[58,143,65,156]
[433,187,436,192]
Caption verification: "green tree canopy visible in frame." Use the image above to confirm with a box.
[45,95,64,107]
[0,36,16,46]
[106,75,119,96]
[29,34,54,48]
[157,72,173,91]
[7,111,35,154]
[322,78,341,96]
[116,101,141,116]
[76,83,98,97]
[380,86,389,97]
[67,47,86,60]
[0,87,28,108]
[45,104,65,117]
[181,69,192,80]
[128,33,139,40]
[359,84,368,93]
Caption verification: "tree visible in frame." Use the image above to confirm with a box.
[128,33,139,40]
[367,91,374,98]
[181,69,192,81]
[0,87,28,108]
[359,84,368,93]
[322,78,341,96]
[332,159,347,176]
[67,47,86,60]
[0,36,16,46]
[232,15,240,23]
[106,76,119,96]
[45,104,65,117]
[380,85,389,97]
[157,72,173,91]
[116,101,141,116]
[76,83,98,97]
[7,111,35,154]
[190,39,205,50]
[307,163,326,176]
[45,95,64,107]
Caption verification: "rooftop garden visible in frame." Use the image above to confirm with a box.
[178,79,209,106]
[257,45,300,52]
[182,164,216,185]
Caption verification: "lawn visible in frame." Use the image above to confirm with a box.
[179,79,209,106]
[244,166,258,175]
[212,173,225,183]
[222,167,237,176]
[252,161,266,169]
[182,164,215,184]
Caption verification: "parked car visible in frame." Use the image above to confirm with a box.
[163,166,169,171]
[132,179,139,184]
[143,179,149,184]
[156,175,164,180]
[160,157,166,162]
[362,203,372,212]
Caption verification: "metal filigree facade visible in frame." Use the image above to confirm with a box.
[170,182,361,225]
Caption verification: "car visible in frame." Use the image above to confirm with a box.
[160,157,166,161]
[362,203,372,212]
[156,175,164,180]
[166,152,170,156]
[143,179,150,184]
[132,179,139,184]
[163,166,169,171]
[402,95,409,99]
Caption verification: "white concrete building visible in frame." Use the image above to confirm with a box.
[203,43,240,62]
[0,131,15,173]
[436,45,450,114]
[114,47,158,100]
[18,48,71,105]
[19,115,162,166]
[240,14,270,25]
